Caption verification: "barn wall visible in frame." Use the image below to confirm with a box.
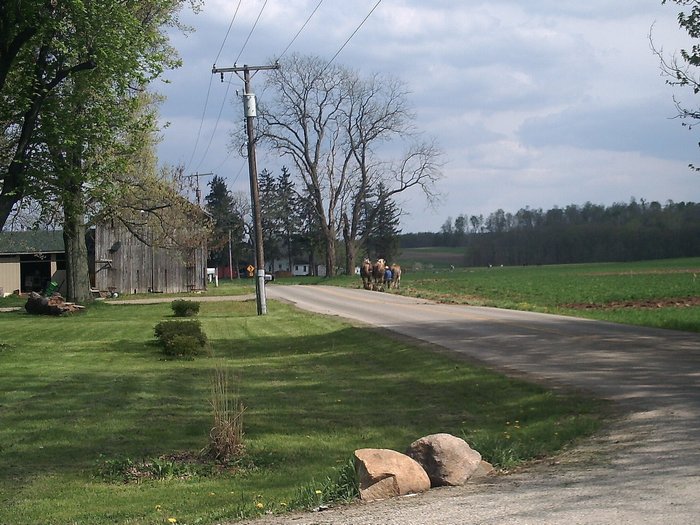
[94,223,207,294]
[0,256,20,296]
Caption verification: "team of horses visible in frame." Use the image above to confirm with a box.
[360,258,401,291]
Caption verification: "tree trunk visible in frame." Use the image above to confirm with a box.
[343,216,358,276]
[324,231,336,277]
[62,184,93,304]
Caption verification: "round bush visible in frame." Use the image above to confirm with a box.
[171,300,201,317]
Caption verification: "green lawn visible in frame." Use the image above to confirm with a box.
[0,299,604,525]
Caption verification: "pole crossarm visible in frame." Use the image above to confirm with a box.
[186,171,214,207]
[212,63,280,85]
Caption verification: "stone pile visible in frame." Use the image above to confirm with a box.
[354,433,494,502]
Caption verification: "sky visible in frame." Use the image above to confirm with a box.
[156,0,700,233]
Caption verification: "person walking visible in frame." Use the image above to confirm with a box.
[383,265,393,291]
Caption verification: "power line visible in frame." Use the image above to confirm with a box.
[214,0,244,66]
[277,0,325,61]
[194,0,269,171]
[235,0,270,65]
[193,72,235,172]
[185,1,243,172]
[325,0,382,71]
[184,73,214,172]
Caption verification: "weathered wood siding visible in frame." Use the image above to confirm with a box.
[94,223,207,294]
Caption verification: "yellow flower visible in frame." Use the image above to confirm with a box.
[155,505,162,511]
[315,490,322,495]
[255,502,264,509]
[167,519,177,524]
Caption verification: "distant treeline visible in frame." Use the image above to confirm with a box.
[400,200,700,266]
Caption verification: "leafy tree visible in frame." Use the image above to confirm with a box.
[1,0,201,302]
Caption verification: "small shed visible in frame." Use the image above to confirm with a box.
[93,222,207,295]
[0,230,66,296]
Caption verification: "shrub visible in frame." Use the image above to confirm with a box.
[154,320,208,358]
[171,299,201,317]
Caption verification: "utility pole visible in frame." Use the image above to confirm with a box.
[212,63,279,315]
[186,171,214,207]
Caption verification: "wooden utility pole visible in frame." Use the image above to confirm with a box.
[186,171,213,207]
[212,63,279,315]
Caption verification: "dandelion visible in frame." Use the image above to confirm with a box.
[256,502,264,509]
[168,518,177,524]
[315,490,323,495]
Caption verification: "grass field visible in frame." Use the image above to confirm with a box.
[296,257,700,333]
[2,256,695,523]
[0,299,604,525]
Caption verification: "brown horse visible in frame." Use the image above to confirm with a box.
[390,264,401,289]
[360,258,373,290]
[372,258,386,290]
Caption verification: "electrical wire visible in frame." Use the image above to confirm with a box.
[213,0,244,66]
[277,0,325,61]
[184,73,214,172]
[185,0,243,173]
[193,73,235,172]
[325,0,382,71]
[235,0,269,65]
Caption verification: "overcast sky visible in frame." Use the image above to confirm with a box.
[156,0,700,233]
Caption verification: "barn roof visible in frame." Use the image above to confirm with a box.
[0,230,65,255]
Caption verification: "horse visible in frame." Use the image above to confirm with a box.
[390,264,402,289]
[372,258,386,290]
[360,258,373,290]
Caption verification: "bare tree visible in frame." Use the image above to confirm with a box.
[652,1,700,170]
[256,54,442,275]
[257,54,350,276]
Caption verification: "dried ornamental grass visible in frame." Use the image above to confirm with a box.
[204,364,245,462]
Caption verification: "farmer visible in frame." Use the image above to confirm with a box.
[383,265,393,290]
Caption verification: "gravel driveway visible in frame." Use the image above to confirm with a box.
[233,285,700,525]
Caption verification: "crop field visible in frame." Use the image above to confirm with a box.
[302,256,700,333]
[394,257,700,332]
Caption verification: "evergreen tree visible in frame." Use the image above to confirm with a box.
[364,182,401,263]
[277,166,302,272]
[205,175,244,275]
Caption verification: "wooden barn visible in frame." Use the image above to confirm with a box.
[93,222,207,295]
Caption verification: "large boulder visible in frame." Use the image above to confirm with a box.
[406,433,483,487]
[354,448,431,501]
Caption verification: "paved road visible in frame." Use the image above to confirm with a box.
[246,285,700,525]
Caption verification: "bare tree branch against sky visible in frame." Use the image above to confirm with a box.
[157,1,699,232]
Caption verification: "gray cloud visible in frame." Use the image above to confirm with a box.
[157,0,700,232]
